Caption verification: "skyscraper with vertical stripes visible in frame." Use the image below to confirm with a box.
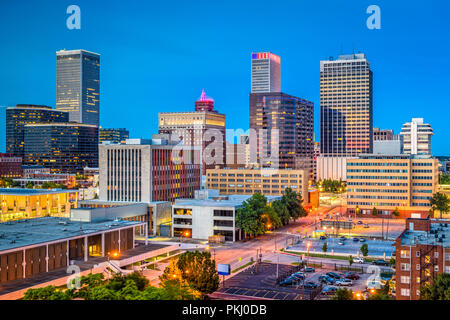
[320,53,373,157]
[56,49,100,126]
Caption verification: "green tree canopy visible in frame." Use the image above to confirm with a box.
[282,188,308,221]
[429,192,450,219]
[420,273,450,300]
[332,288,354,300]
[372,207,378,216]
[176,251,219,294]
[360,243,369,257]
[272,200,290,226]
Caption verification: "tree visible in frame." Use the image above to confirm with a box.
[348,255,354,266]
[272,200,290,226]
[23,270,202,300]
[322,242,328,253]
[236,205,265,238]
[176,251,219,295]
[372,207,378,217]
[429,192,450,219]
[236,193,278,237]
[332,288,354,300]
[367,283,394,300]
[389,257,396,268]
[392,207,400,218]
[282,188,308,221]
[25,181,34,189]
[23,286,71,300]
[420,273,450,300]
[360,243,369,257]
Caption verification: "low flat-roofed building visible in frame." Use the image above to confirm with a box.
[79,199,171,236]
[0,188,78,222]
[347,154,438,218]
[172,190,281,242]
[0,216,147,285]
[205,167,309,203]
[395,217,450,300]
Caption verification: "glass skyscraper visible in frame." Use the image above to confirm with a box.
[6,104,69,158]
[99,128,130,144]
[320,53,373,157]
[249,92,314,171]
[56,49,100,126]
[0,106,7,153]
[24,123,99,174]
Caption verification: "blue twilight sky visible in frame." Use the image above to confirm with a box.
[0,0,449,154]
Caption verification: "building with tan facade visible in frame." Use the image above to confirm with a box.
[205,168,309,203]
[0,188,78,222]
[347,154,438,217]
[158,90,226,175]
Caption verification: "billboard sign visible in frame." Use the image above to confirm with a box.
[217,264,231,276]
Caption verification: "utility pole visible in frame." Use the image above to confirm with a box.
[275,238,279,279]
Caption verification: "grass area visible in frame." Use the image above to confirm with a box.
[231,261,255,273]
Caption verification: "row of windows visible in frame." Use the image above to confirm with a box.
[347,162,408,167]
[348,195,408,200]
[348,169,408,173]
[348,189,408,194]
[348,176,408,180]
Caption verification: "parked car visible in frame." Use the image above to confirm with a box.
[279,277,300,286]
[319,275,335,285]
[366,280,383,290]
[353,237,359,242]
[301,281,319,289]
[353,257,365,264]
[290,273,304,280]
[372,259,390,266]
[320,235,327,240]
[340,236,346,240]
[359,238,366,242]
[364,224,370,228]
[321,286,338,295]
[292,271,305,277]
[336,278,353,286]
[326,272,341,280]
[304,267,315,273]
[357,220,363,225]
[338,241,345,246]
[345,272,360,280]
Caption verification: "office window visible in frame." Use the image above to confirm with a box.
[401,263,410,271]
[400,276,410,284]
[401,288,410,297]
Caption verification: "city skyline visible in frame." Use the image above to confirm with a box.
[0,1,449,156]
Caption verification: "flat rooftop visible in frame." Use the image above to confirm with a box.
[174,194,281,208]
[0,217,143,252]
[0,188,77,196]
[401,220,450,247]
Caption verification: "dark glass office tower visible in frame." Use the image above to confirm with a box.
[6,104,69,158]
[320,53,373,157]
[23,123,98,174]
[56,50,100,126]
[249,92,314,171]
[0,106,7,153]
[99,128,130,144]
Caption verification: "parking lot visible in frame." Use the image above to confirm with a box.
[288,236,395,258]
[210,261,390,300]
